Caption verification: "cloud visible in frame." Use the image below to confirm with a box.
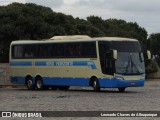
[73,0,160,13]
[0,0,26,5]
[0,0,64,8]
[26,0,63,8]
[0,0,159,34]
[53,0,160,34]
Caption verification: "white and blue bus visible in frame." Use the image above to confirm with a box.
[9,35,150,92]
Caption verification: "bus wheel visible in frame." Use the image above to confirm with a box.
[35,77,44,90]
[92,78,100,92]
[58,86,70,90]
[118,88,125,92]
[26,77,35,90]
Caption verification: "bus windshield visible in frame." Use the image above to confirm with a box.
[115,52,145,75]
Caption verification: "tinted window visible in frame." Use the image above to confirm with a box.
[98,41,110,74]
[24,45,37,58]
[12,45,24,58]
[111,41,141,52]
[12,42,97,59]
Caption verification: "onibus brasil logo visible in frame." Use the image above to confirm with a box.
[1,112,42,118]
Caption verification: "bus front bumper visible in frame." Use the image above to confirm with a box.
[99,78,145,88]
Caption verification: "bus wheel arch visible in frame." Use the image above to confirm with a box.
[89,76,100,91]
[25,75,35,90]
[35,75,44,90]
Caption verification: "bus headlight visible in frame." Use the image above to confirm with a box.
[141,75,145,80]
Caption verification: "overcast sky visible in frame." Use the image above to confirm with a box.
[0,0,160,35]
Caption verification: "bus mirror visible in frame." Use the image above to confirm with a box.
[147,50,151,60]
[144,50,151,60]
[105,50,117,60]
[113,50,117,60]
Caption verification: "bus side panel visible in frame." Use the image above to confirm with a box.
[10,76,90,87]
[99,78,144,88]
[43,77,90,86]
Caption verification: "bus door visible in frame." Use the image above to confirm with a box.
[104,50,117,75]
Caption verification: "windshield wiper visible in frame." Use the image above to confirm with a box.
[130,54,140,74]
[124,56,131,74]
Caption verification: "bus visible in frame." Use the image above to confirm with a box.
[9,35,151,92]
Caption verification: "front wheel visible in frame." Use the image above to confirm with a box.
[92,78,100,92]
[35,77,44,90]
[118,88,126,92]
[26,77,35,90]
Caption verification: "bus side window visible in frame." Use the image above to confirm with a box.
[75,44,81,57]
[66,44,74,57]
[12,45,24,59]
[24,45,34,58]
[81,42,96,58]
[51,44,56,58]
[47,45,53,58]
[65,43,81,58]
[55,44,64,58]
[38,46,44,58]
[24,51,33,58]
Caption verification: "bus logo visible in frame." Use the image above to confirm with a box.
[2,112,11,117]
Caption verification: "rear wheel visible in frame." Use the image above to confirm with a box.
[26,77,35,90]
[92,78,100,92]
[35,77,44,90]
[118,87,126,92]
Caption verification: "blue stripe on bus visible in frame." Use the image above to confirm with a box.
[10,61,32,66]
[10,76,144,88]
[99,78,144,88]
[35,61,97,69]
[10,61,96,69]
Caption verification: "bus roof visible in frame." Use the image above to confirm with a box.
[11,36,138,45]
[93,37,138,41]
[50,35,91,40]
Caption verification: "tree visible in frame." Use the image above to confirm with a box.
[0,3,149,62]
[148,33,160,54]
[147,33,160,65]
[86,17,148,49]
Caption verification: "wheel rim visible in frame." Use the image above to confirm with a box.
[93,80,97,88]
[92,79,100,91]
[27,79,33,88]
[37,80,42,89]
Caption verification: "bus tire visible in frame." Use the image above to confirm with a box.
[92,78,100,92]
[58,86,70,90]
[118,87,125,92]
[35,77,44,90]
[26,76,35,90]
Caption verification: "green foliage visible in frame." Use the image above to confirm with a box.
[147,33,160,66]
[145,59,159,78]
[148,33,160,55]
[0,3,148,62]
[87,16,148,50]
